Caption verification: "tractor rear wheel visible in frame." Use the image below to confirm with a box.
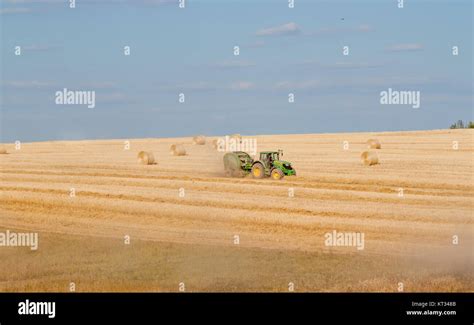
[251,163,265,179]
[271,168,284,180]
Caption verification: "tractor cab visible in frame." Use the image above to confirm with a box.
[260,151,280,168]
[260,150,285,168]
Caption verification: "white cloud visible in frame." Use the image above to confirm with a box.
[3,80,56,89]
[5,0,61,3]
[256,22,300,36]
[272,75,443,91]
[2,80,120,91]
[23,44,59,51]
[4,0,177,5]
[139,0,177,4]
[246,40,265,48]
[274,80,322,91]
[155,81,215,92]
[386,43,424,52]
[229,81,254,90]
[308,24,373,36]
[308,27,334,35]
[213,60,256,69]
[84,81,118,89]
[98,92,129,103]
[0,7,32,14]
[322,62,383,69]
[355,24,372,32]
[154,80,256,92]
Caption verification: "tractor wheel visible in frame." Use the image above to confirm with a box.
[251,163,265,179]
[271,168,284,180]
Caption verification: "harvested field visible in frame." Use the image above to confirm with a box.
[0,129,472,292]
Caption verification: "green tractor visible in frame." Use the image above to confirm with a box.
[223,150,296,180]
[251,151,296,180]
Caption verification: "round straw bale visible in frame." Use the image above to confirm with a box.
[223,152,246,177]
[170,144,186,156]
[0,147,7,154]
[367,138,381,149]
[360,151,379,166]
[193,135,206,145]
[137,151,155,165]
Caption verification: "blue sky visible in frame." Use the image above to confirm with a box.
[1,0,472,142]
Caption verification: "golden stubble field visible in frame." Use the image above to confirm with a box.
[0,129,472,292]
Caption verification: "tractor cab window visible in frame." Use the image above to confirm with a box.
[260,152,279,165]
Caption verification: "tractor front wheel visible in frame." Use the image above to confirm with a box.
[251,163,265,179]
[271,168,284,180]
